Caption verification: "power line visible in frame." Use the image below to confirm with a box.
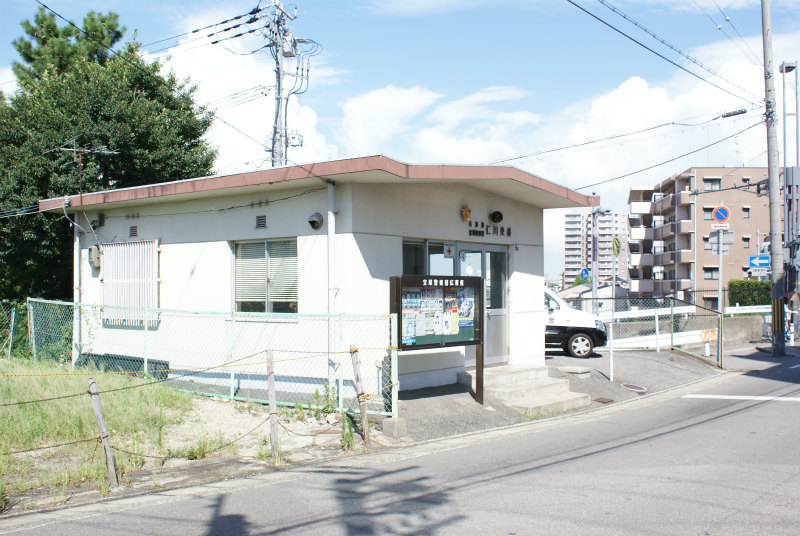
[691,0,762,66]
[596,0,762,102]
[488,111,749,165]
[576,120,763,190]
[563,0,760,106]
[139,5,264,49]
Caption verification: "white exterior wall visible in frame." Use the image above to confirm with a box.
[75,180,548,391]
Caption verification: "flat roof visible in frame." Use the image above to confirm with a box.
[39,155,598,212]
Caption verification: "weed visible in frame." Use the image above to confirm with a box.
[156,402,164,451]
[323,383,337,414]
[522,410,553,421]
[294,403,305,421]
[311,433,317,447]
[150,481,163,489]
[169,435,226,461]
[340,412,354,451]
[256,435,281,465]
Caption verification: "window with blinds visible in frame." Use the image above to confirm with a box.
[235,239,297,313]
[102,240,159,326]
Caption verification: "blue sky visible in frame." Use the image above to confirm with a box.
[2,0,800,278]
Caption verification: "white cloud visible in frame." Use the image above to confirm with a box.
[338,85,441,156]
[363,0,486,16]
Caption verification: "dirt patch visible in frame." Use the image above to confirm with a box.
[2,396,400,515]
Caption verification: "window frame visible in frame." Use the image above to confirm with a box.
[234,238,298,313]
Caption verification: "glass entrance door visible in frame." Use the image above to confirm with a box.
[458,245,508,366]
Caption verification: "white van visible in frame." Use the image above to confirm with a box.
[544,288,607,358]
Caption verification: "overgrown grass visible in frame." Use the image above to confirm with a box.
[0,359,194,501]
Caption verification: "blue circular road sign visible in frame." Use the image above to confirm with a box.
[712,205,730,223]
[580,268,590,280]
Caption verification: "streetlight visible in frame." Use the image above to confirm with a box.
[779,61,798,169]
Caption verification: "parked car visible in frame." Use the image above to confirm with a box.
[544,288,607,358]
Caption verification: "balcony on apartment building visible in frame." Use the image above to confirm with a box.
[654,278,692,294]
[629,252,653,266]
[653,248,694,266]
[629,226,653,241]
[653,217,694,241]
[652,190,694,214]
[630,279,654,293]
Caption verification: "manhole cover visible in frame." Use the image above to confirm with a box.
[594,397,613,404]
[621,383,647,394]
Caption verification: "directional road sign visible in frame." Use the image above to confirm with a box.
[712,205,730,223]
[749,255,770,268]
[580,268,590,280]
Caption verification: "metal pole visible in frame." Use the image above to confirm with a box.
[716,229,724,367]
[327,182,337,391]
[761,0,786,355]
[610,254,615,382]
[591,209,598,315]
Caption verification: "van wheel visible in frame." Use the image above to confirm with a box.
[566,333,594,358]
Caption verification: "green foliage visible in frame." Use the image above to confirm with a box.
[1,10,217,300]
[728,279,771,306]
[570,274,591,288]
[12,8,125,86]
[340,412,354,451]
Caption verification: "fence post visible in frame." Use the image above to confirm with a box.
[27,298,37,361]
[350,346,368,443]
[143,308,149,374]
[654,309,660,352]
[229,312,236,400]
[266,350,280,461]
[337,314,344,412]
[7,305,15,359]
[87,378,119,488]
[670,299,674,350]
[717,311,724,368]
[390,314,399,419]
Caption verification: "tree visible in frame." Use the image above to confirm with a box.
[12,8,125,86]
[570,274,591,288]
[0,11,216,300]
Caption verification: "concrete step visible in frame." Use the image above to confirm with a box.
[457,364,550,389]
[485,377,572,405]
[511,391,592,416]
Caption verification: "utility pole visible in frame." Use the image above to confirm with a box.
[262,1,318,167]
[591,209,598,314]
[761,0,786,355]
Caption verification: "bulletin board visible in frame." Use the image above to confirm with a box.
[390,275,483,351]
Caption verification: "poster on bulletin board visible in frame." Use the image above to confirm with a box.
[390,275,483,351]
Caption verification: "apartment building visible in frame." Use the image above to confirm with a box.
[563,209,629,288]
[627,167,771,308]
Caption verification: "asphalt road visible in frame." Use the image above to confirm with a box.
[4,359,800,535]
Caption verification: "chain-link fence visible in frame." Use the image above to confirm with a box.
[0,302,17,357]
[566,297,726,366]
[25,298,398,417]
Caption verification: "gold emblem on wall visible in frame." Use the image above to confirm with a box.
[461,205,471,222]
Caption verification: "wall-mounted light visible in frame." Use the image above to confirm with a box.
[490,210,503,223]
[308,213,323,230]
[461,205,471,222]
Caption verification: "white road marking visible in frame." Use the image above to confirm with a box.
[683,394,800,402]
[790,365,800,369]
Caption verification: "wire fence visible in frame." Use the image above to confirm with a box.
[563,296,750,366]
[24,298,398,417]
[0,301,24,359]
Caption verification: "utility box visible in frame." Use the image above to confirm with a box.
[88,246,101,269]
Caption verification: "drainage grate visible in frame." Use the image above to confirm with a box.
[594,397,613,404]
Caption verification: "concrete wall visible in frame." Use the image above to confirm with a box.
[75,180,550,391]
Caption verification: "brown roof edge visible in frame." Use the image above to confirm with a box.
[39,154,595,211]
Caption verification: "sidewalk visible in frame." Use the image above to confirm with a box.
[397,341,794,442]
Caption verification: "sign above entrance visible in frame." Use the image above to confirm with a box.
[390,275,483,351]
[443,243,455,258]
